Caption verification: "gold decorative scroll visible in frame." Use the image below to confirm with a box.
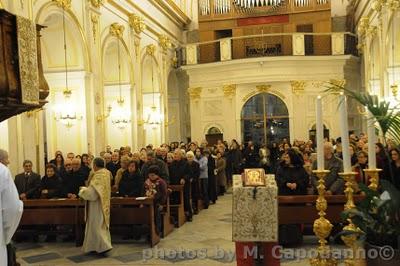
[109,23,125,38]
[146,44,156,56]
[53,0,71,9]
[91,14,99,43]
[17,16,40,105]
[159,34,172,52]
[188,87,202,101]
[291,80,306,95]
[129,13,146,34]
[256,84,271,93]
[222,84,236,98]
[90,0,104,8]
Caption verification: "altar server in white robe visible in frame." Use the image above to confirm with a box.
[79,157,112,254]
[0,149,23,265]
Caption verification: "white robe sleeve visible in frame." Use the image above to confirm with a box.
[79,186,99,201]
[1,163,23,245]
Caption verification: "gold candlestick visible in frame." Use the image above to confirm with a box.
[363,169,382,191]
[340,172,366,266]
[310,170,337,266]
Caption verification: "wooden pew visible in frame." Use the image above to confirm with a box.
[19,199,85,246]
[162,191,174,237]
[278,195,365,225]
[110,197,160,247]
[168,185,186,227]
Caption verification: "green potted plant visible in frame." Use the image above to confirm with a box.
[340,180,400,265]
[326,84,400,265]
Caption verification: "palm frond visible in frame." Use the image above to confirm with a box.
[324,83,400,144]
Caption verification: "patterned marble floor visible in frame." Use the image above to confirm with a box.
[15,194,346,265]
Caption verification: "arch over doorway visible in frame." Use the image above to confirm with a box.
[241,93,289,145]
[205,126,223,146]
[309,123,330,144]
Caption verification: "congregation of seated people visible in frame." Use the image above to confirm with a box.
[13,135,400,243]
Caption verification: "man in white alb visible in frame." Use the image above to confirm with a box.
[0,149,24,265]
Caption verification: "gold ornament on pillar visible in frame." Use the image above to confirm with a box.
[159,34,172,52]
[146,44,156,56]
[53,0,71,9]
[256,84,271,93]
[109,23,125,38]
[388,0,400,10]
[222,84,236,99]
[357,16,369,36]
[129,13,146,34]
[91,14,99,43]
[188,87,202,102]
[291,80,306,96]
[89,0,104,8]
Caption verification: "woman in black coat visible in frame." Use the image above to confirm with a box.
[204,149,217,204]
[118,160,144,197]
[275,149,308,195]
[40,164,62,199]
[275,148,309,245]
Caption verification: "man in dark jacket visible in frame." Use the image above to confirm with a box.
[141,151,169,183]
[168,149,192,221]
[14,160,41,200]
[62,158,86,198]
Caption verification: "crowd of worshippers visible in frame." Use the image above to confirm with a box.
[14,142,231,224]
[14,135,400,210]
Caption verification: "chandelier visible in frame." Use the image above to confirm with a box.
[110,36,131,129]
[54,4,81,128]
[145,59,162,128]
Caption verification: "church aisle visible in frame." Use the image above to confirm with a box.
[16,194,341,265]
[16,195,236,266]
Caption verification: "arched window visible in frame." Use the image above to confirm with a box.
[241,93,289,145]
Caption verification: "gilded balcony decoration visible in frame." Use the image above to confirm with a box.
[146,44,156,56]
[129,13,146,34]
[90,0,104,8]
[291,80,306,95]
[222,84,236,98]
[159,34,172,52]
[53,0,71,9]
[109,23,125,38]
[188,87,202,101]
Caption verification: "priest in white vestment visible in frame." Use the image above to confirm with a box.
[0,149,23,265]
[79,157,112,254]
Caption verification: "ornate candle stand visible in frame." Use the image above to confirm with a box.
[339,172,365,266]
[310,170,337,266]
[363,169,382,191]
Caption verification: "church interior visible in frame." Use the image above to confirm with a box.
[0,0,399,265]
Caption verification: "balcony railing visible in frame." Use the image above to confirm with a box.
[198,0,330,21]
[182,32,358,65]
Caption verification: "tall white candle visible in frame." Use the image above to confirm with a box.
[367,111,377,169]
[339,93,351,172]
[316,96,324,170]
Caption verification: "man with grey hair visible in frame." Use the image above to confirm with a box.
[0,149,23,265]
[311,142,344,195]
[141,150,169,183]
[79,157,112,254]
[15,160,41,200]
[0,149,10,166]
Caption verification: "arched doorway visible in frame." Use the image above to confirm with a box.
[205,127,223,146]
[309,124,330,144]
[241,93,289,145]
